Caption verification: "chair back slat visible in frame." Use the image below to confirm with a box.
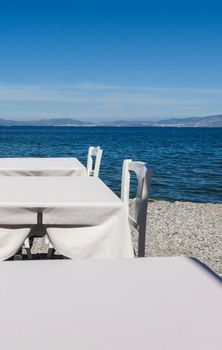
[87,146,103,177]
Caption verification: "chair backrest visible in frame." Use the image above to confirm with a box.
[87,146,103,177]
[121,159,152,257]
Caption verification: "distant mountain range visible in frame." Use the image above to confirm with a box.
[0,114,221,127]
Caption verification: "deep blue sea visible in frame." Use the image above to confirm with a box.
[0,126,221,203]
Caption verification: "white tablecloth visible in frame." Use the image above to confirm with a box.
[0,177,134,259]
[0,157,86,176]
[0,257,221,350]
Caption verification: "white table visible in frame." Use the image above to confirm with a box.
[0,157,86,176]
[0,177,134,259]
[0,257,221,350]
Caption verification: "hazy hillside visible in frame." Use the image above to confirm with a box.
[0,114,221,127]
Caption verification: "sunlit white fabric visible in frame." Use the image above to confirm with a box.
[0,228,30,260]
[0,158,86,176]
[0,177,134,259]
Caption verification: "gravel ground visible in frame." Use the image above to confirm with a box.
[134,200,222,277]
[32,200,222,277]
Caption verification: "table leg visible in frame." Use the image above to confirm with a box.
[37,212,43,225]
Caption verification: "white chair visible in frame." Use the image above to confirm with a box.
[87,146,103,177]
[121,159,152,257]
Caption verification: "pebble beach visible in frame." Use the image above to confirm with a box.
[142,200,222,277]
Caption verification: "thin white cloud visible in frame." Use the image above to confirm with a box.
[0,82,222,120]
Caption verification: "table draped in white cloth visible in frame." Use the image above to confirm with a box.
[0,258,221,350]
[0,177,134,259]
[0,157,86,176]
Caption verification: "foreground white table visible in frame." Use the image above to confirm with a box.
[0,157,86,176]
[0,177,134,259]
[0,257,221,350]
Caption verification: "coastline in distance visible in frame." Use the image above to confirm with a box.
[0,114,222,127]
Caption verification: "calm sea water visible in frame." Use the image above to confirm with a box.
[0,126,221,203]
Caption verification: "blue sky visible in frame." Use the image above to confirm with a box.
[0,0,222,121]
